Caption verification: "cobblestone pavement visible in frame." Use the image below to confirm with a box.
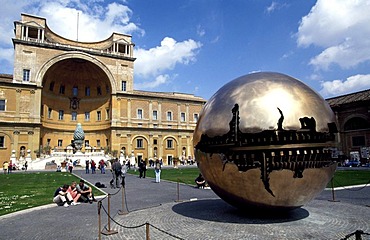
[0,167,369,240]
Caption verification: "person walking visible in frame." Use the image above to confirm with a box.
[111,158,122,188]
[3,161,9,174]
[91,160,96,174]
[154,159,161,183]
[85,159,90,174]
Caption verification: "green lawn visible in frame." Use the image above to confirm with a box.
[128,167,370,188]
[128,167,202,185]
[0,172,102,216]
[330,169,370,188]
[0,168,368,216]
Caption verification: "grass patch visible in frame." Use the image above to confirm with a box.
[128,167,370,188]
[330,170,370,188]
[128,167,201,185]
[0,172,103,216]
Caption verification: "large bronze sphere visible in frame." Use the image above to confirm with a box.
[194,72,338,210]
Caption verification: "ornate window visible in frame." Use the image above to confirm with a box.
[137,139,143,148]
[85,112,90,121]
[344,117,370,131]
[72,111,77,121]
[85,87,90,96]
[23,69,30,82]
[167,139,173,149]
[0,136,4,148]
[0,100,5,111]
[58,110,64,120]
[167,111,172,121]
[72,86,78,96]
[137,109,143,119]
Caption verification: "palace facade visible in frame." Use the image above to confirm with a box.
[326,89,370,163]
[0,13,206,167]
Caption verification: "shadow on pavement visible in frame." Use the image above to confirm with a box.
[172,199,309,224]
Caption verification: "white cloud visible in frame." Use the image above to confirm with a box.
[320,74,370,97]
[134,37,202,78]
[296,0,370,70]
[38,1,144,42]
[197,25,205,37]
[135,74,170,89]
[265,2,288,14]
[0,0,144,73]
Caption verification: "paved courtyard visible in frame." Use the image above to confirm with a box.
[0,167,369,240]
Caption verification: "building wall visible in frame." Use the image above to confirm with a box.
[0,13,205,168]
[332,101,370,163]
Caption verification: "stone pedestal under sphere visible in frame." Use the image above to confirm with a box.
[193,72,338,210]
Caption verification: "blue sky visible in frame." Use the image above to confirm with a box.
[1,0,370,100]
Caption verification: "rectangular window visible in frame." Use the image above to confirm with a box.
[352,136,365,146]
[137,139,143,148]
[72,111,77,121]
[0,100,5,111]
[122,81,127,91]
[85,112,90,121]
[106,109,110,120]
[48,107,52,118]
[0,136,4,148]
[59,85,65,94]
[153,139,157,145]
[49,82,55,91]
[137,109,143,119]
[85,87,90,96]
[181,112,186,122]
[57,139,63,147]
[194,113,199,122]
[97,140,101,147]
[97,86,102,95]
[85,140,89,147]
[167,111,172,121]
[73,86,78,96]
[153,110,158,120]
[97,111,101,121]
[23,69,30,82]
[47,139,51,146]
[167,139,173,148]
[58,110,64,120]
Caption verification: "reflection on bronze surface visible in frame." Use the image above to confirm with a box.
[194,72,338,210]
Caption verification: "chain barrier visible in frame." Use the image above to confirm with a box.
[100,203,146,229]
[148,222,185,240]
[98,187,184,240]
[333,178,370,191]
[108,185,122,196]
[341,230,370,240]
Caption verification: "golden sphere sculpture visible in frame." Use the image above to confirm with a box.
[193,72,338,210]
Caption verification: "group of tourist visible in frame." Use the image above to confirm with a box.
[85,159,106,174]
[2,160,28,174]
[53,179,96,207]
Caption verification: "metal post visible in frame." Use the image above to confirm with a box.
[175,179,182,202]
[355,230,363,240]
[98,201,102,240]
[328,177,339,202]
[101,194,118,235]
[118,186,128,215]
[146,222,150,240]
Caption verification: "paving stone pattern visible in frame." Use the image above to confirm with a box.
[0,167,369,240]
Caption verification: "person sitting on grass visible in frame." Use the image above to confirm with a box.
[76,179,96,203]
[195,174,206,189]
[67,181,81,205]
[53,184,74,207]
